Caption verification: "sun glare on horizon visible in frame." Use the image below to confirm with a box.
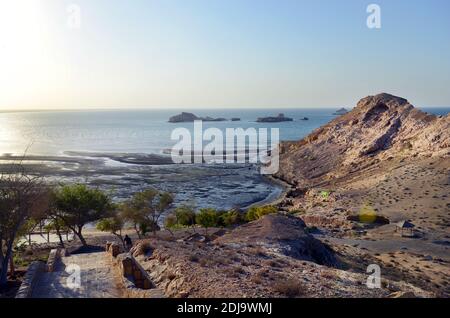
[0,1,56,110]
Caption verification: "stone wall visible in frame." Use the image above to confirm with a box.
[46,248,63,272]
[106,242,164,298]
[15,261,46,298]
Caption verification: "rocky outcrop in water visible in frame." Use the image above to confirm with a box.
[256,113,293,123]
[169,112,227,123]
[333,108,348,115]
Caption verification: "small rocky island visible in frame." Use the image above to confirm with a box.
[169,112,227,123]
[333,108,348,115]
[256,113,293,123]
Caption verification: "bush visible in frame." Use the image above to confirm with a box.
[164,214,178,228]
[175,205,196,226]
[195,208,220,235]
[273,279,305,297]
[139,219,159,236]
[220,210,244,227]
[245,205,278,221]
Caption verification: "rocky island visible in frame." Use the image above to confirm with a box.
[333,107,348,115]
[256,113,293,123]
[169,112,227,123]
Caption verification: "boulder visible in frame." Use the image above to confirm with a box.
[216,214,338,267]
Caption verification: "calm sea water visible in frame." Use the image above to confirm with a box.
[0,107,448,157]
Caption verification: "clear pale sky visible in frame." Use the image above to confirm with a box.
[0,0,449,110]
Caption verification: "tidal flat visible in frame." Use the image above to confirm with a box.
[0,152,282,210]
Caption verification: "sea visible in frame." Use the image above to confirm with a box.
[0,107,448,156]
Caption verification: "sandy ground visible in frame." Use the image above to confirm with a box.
[283,156,449,297]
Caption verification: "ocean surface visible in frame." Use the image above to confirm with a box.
[0,107,448,156]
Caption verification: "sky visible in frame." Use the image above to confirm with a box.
[0,0,449,110]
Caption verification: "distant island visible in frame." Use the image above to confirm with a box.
[169,112,227,123]
[333,108,348,115]
[256,113,293,123]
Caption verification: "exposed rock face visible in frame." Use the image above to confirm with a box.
[277,93,449,187]
[216,214,338,266]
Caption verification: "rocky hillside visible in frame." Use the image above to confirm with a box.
[216,214,337,266]
[276,93,449,187]
[272,94,449,297]
[134,214,433,298]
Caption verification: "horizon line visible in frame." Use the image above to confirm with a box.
[1,105,449,114]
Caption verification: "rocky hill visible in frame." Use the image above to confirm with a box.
[272,94,449,296]
[276,93,449,187]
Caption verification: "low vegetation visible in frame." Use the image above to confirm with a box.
[165,205,277,235]
[273,278,305,297]
[245,205,278,221]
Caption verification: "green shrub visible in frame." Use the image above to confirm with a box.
[175,205,196,226]
[196,208,220,235]
[245,205,278,221]
[164,214,178,228]
[220,210,244,227]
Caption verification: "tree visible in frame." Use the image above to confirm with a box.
[124,189,174,236]
[96,208,126,249]
[120,202,145,238]
[44,218,70,248]
[0,163,48,289]
[195,208,219,236]
[51,184,112,246]
[164,214,178,229]
[174,204,196,226]
[245,205,277,222]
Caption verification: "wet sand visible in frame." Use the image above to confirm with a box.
[0,153,283,211]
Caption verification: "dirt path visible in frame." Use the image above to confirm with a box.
[32,252,123,298]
